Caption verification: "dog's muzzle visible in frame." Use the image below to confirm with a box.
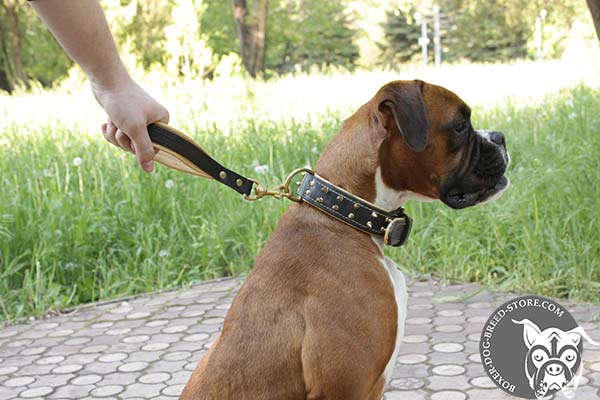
[440,130,510,209]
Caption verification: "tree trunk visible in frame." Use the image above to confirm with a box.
[232,0,269,77]
[7,4,27,85]
[588,0,600,43]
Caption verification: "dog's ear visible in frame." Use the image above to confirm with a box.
[377,80,429,152]
[565,326,600,347]
[512,319,542,349]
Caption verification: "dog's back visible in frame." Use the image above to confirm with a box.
[179,204,398,400]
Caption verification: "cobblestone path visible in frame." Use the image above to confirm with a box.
[0,277,599,399]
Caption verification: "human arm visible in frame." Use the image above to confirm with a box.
[29,0,168,172]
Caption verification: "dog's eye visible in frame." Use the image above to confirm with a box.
[532,349,546,363]
[563,350,577,362]
[453,121,468,134]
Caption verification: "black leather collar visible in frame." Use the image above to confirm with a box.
[297,172,412,246]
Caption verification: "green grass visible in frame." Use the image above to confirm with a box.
[0,84,599,322]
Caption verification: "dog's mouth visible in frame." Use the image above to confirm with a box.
[442,175,509,209]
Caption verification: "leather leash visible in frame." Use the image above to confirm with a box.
[147,122,412,246]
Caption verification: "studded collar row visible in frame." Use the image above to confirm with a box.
[297,172,413,247]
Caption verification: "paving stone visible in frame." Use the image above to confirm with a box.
[80,344,109,354]
[433,343,465,353]
[403,335,429,344]
[20,346,46,356]
[36,355,65,365]
[52,364,83,374]
[122,335,150,344]
[406,317,432,325]
[90,384,124,397]
[428,375,471,391]
[465,388,511,399]
[118,362,148,372]
[437,310,464,317]
[101,372,139,386]
[0,277,598,399]
[161,383,186,396]
[0,366,19,375]
[64,337,92,346]
[70,374,103,385]
[4,376,36,387]
[388,377,425,390]
[141,342,170,352]
[430,391,467,400]
[18,386,54,398]
[98,353,128,363]
[396,354,428,365]
[432,364,466,376]
[470,376,496,388]
[384,390,428,400]
[167,370,193,385]
[139,372,171,384]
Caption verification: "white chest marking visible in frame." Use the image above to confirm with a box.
[373,167,416,385]
[379,255,408,384]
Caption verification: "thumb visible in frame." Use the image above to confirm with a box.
[128,122,156,172]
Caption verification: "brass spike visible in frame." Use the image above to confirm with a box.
[321,186,329,193]
[219,171,227,179]
[385,217,392,223]
[371,211,378,218]
[380,227,386,232]
[235,178,243,187]
[332,204,339,211]
[310,180,315,186]
[353,203,360,209]
[348,213,355,219]
[366,221,373,228]
[316,197,324,203]
[337,195,344,202]
[305,190,311,196]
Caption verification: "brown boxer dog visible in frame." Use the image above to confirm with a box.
[180,80,509,400]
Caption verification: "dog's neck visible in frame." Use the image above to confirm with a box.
[314,105,415,212]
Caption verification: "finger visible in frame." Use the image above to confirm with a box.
[102,121,118,147]
[159,108,169,124]
[115,129,134,153]
[127,123,156,172]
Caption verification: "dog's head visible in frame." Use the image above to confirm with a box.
[375,80,509,209]
[512,318,598,399]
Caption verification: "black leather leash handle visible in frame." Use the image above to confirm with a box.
[147,122,254,196]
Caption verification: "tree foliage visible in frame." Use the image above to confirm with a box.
[380,0,583,64]
[0,0,595,92]
[379,7,421,65]
[0,0,72,92]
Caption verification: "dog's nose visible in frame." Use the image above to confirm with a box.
[546,363,564,376]
[489,131,506,147]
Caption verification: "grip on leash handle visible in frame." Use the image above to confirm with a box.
[147,122,254,196]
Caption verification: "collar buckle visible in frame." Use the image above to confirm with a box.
[383,215,413,247]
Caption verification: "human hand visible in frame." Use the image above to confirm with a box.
[93,76,169,172]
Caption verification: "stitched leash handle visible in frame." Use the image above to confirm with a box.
[147,122,254,196]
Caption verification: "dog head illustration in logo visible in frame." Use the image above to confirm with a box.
[512,319,598,399]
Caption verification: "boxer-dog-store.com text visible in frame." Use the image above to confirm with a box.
[480,295,598,400]
[180,80,510,400]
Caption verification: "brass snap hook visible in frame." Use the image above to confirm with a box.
[243,167,313,202]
